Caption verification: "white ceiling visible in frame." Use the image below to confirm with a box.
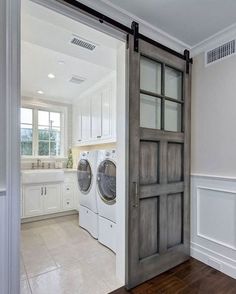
[21,0,122,103]
[102,0,236,47]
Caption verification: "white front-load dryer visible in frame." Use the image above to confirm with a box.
[77,150,98,238]
[96,149,117,252]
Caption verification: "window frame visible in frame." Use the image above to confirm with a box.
[21,101,68,159]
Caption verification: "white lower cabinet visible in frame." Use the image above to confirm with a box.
[24,185,44,217]
[24,183,61,217]
[43,184,61,214]
[22,172,79,218]
[62,183,75,210]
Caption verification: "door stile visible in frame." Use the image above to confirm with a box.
[127,34,141,286]
[183,69,191,254]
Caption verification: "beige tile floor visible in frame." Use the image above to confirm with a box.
[20,214,123,294]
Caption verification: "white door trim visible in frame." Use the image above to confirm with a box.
[0,0,21,293]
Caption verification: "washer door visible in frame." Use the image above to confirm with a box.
[77,159,92,193]
[97,160,116,204]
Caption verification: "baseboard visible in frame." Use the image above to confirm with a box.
[21,210,78,223]
[191,242,236,279]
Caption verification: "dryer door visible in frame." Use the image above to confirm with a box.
[97,160,116,204]
[77,159,92,193]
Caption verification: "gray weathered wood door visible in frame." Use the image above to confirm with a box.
[127,35,191,289]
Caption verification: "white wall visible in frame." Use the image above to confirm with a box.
[192,53,236,176]
[191,52,236,278]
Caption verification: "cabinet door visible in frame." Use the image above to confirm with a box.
[73,105,82,145]
[63,183,75,210]
[101,86,111,138]
[24,185,44,217]
[44,184,61,214]
[81,98,91,141]
[91,93,102,139]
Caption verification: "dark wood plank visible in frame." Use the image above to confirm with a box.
[140,127,184,143]
[140,141,159,185]
[167,143,183,183]
[110,258,236,294]
[140,182,184,198]
[139,197,159,259]
[167,193,183,248]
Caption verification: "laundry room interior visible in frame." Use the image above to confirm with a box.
[20,0,126,293]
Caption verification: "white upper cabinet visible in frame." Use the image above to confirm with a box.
[72,76,116,146]
[81,98,91,141]
[91,93,102,139]
[101,86,111,138]
[73,105,82,145]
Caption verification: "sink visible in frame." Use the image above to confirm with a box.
[21,169,64,184]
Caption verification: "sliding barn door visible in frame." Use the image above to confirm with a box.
[127,35,191,289]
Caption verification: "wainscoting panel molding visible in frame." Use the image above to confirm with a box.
[191,174,236,279]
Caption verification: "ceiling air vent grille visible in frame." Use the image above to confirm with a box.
[69,76,86,85]
[206,40,235,66]
[70,35,97,51]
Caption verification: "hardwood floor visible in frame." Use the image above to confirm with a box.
[111,258,236,294]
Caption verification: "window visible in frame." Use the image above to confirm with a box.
[21,108,33,156]
[21,107,63,157]
[140,56,183,132]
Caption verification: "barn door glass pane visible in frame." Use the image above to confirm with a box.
[165,101,182,132]
[140,57,162,94]
[165,66,183,100]
[140,94,161,129]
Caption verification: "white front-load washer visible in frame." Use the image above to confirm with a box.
[96,149,117,252]
[77,150,98,238]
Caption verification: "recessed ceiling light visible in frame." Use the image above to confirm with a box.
[37,90,44,95]
[48,73,55,79]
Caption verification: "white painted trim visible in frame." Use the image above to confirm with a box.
[99,0,189,50]
[191,173,236,181]
[3,0,21,293]
[196,186,236,251]
[42,0,189,53]
[191,23,236,57]
[191,175,236,279]
[191,242,236,279]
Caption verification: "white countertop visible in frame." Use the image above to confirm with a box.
[63,168,77,173]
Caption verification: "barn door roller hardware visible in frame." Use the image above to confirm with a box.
[58,0,193,71]
[131,21,139,52]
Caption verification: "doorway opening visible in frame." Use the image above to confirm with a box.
[20,0,126,293]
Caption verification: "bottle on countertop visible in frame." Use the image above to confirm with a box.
[66,148,73,169]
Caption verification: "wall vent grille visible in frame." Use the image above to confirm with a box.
[206,40,235,66]
[70,35,97,51]
[69,75,86,85]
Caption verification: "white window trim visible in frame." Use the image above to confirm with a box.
[21,100,68,160]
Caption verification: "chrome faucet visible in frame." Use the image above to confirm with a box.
[36,159,41,169]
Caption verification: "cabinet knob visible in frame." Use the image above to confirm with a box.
[66,188,70,191]
[67,201,70,204]
[97,135,101,138]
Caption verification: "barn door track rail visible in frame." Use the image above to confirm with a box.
[57,0,193,72]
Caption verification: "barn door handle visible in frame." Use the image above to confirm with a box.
[133,182,139,208]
